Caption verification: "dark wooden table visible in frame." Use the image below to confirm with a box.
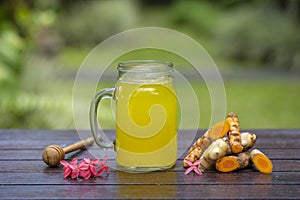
[0,129,299,199]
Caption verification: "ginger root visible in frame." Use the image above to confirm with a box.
[216,152,250,172]
[183,121,229,167]
[250,149,273,174]
[198,138,228,172]
[226,112,243,154]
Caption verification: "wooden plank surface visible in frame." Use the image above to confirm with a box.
[0,129,299,199]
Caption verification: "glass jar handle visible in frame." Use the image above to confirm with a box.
[89,88,115,150]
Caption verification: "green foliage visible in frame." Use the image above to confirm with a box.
[168,1,220,37]
[213,5,300,70]
[56,0,300,70]
[1,0,300,129]
[56,0,138,46]
[225,79,300,128]
[163,1,300,70]
[0,0,69,129]
[0,29,24,92]
[0,92,73,129]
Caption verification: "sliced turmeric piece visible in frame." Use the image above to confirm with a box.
[250,149,273,174]
[183,121,229,167]
[216,152,250,172]
[226,112,243,154]
[207,120,230,140]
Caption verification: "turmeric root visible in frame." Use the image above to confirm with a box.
[183,121,229,167]
[216,152,250,172]
[215,131,256,172]
[224,132,256,155]
[250,149,273,174]
[226,112,243,154]
[198,138,228,172]
[207,120,230,140]
[241,132,257,151]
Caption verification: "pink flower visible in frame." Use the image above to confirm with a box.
[184,158,202,175]
[83,157,102,178]
[60,158,78,178]
[60,156,110,179]
[75,159,90,179]
[97,156,110,176]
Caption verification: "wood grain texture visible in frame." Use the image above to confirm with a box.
[0,129,299,199]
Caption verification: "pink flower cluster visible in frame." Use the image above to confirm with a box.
[60,156,110,180]
[184,158,202,175]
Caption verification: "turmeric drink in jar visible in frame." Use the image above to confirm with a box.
[115,80,177,170]
[90,60,178,172]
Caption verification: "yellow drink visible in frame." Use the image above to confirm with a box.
[115,80,177,170]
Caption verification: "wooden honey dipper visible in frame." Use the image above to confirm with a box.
[42,137,94,167]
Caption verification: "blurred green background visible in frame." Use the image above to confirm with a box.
[0,0,299,129]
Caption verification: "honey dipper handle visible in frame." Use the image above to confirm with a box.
[63,137,94,154]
